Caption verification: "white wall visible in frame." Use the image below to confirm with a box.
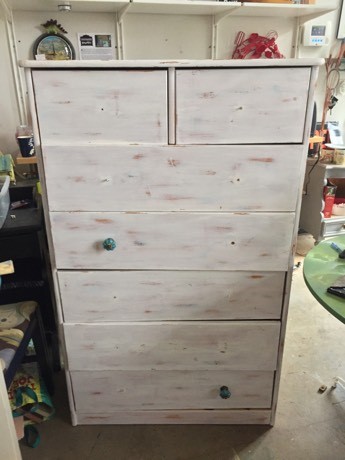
[1,1,345,154]
[123,13,213,59]
[0,11,20,154]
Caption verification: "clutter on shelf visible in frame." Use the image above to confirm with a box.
[232,30,284,59]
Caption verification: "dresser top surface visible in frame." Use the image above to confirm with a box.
[20,58,324,69]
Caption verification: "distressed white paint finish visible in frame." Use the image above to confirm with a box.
[43,144,304,212]
[76,409,272,425]
[32,70,168,144]
[21,59,324,68]
[64,321,280,371]
[58,270,285,322]
[176,67,311,144]
[22,60,320,426]
[71,370,274,411]
[50,212,294,271]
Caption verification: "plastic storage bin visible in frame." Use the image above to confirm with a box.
[0,175,10,229]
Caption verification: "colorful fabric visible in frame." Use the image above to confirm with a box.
[0,301,37,371]
[8,362,55,425]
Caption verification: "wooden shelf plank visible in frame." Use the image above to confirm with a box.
[309,136,324,144]
[6,0,130,13]
[130,0,240,15]
[16,156,38,165]
[234,2,337,18]
[6,0,335,17]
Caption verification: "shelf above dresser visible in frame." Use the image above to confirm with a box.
[6,0,337,18]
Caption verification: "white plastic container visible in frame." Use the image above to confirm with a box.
[332,203,345,217]
[0,175,10,229]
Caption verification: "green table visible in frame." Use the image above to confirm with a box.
[303,235,345,325]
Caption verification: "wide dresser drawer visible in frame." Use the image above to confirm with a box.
[64,321,280,371]
[71,370,275,411]
[58,270,285,322]
[43,144,304,212]
[50,212,294,271]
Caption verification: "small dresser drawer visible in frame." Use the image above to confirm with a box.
[176,67,310,144]
[58,270,285,322]
[322,217,345,237]
[50,212,294,271]
[64,321,280,371]
[71,370,274,411]
[43,144,304,212]
[32,70,168,144]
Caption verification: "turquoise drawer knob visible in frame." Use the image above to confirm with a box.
[103,238,116,251]
[219,386,231,399]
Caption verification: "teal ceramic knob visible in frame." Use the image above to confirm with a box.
[219,386,231,399]
[103,238,116,251]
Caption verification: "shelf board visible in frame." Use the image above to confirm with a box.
[6,0,130,13]
[309,135,324,144]
[16,156,38,165]
[5,0,337,16]
[129,0,240,15]
[232,2,337,18]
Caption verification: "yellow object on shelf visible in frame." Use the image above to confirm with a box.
[309,136,324,144]
[0,260,14,276]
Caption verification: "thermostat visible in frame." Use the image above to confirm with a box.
[301,22,331,47]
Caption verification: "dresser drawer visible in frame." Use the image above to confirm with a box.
[64,321,280,371]
[50,212,294,271]
[71,370,274,411]
[58,270,285,322]
[322,217,345,237]
[43,144,304,212]
[176,67,310,144]
[32,70,167,144]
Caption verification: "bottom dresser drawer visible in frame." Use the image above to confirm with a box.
[70,370,274,411]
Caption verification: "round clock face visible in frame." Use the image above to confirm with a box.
[33,33,75,60]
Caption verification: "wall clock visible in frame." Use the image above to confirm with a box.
[33,19,75,61]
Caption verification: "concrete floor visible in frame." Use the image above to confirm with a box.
[20,258,345,460]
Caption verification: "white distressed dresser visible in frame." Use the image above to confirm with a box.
[22,59,320,425]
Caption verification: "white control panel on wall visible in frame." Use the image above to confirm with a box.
[301,21,331,47]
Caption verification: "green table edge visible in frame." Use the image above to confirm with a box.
[303,235,345,325]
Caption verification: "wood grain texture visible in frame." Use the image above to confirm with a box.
[43,144,304,212]
[32,70,168,144]
[58,270,285,322]
[71,370,274,411]
[176,68,310,144]
[50,212,295,271]
[64,321,280,371]
[76,409,272,425]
